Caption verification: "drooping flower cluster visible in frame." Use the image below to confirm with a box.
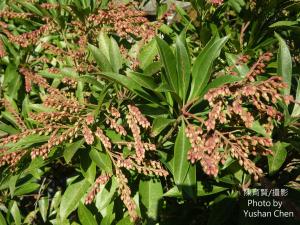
[85,174,110,204]
[208,0,224,6]
[88,2,160,41]
[0,72,167,222]
[183,53,294,180]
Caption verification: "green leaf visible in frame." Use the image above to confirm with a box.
[50,191,62,213]
[139,178,163,220]
[17,1,44,16]
[268,142,289,175]
[138,39,158,69]
[143,61,161,76]
[228,0,245,13]
[189,36,229,100]
[175,34,191,101]
[181,164,196,199]
[88,44,113,72]
[100,214,115,225]
[173,121,190,185]
[197,182,228,196]
[78,203,98,225]
[250,120,268,137]
[116,216,131,225]
[109,37,123,73]
[60,179,90,220]
[269,21,298,28]
[0,211,7,225]
[127,72,158,91]
[98,32,111,60]
[14,183,40,196]
[3,64,21,100]
[156,37,178,94]
[292,78,300,117]
[2,134,49,153]
[100,72,160,104]
[89,147,113,174]
[164,182,227,198]
[38,197,49,223]
[95,178,117,211]
[201,75,243,98]
[23,210,38,225]
[225,53,249,77]
[10,201,21,225]
[151,117,175,137]
[63,139,84,164]
[275,33,292,95]
[163,186,181,197]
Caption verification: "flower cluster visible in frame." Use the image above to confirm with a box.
[0,76,167,222]
[116,168,138,221]
[1,21,55,48]
[0,40,6,57]
[209,0,224,6]
[183,53,294,180]
[85,174,110,204]
[88,2,161,41]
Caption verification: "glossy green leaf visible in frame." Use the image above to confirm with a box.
[127,72,158,91]
[78,203,98,225]
[109,37,123,73]
[181,164,196,199]
[89,147,113,174]
[38,197,49,223]
[50,191,62,213]
[63,139,84,164]
[139,178,163,220]
[60,179,90,220]
[151,117,175,137]
[3,64,21,100]
[197,182,228,196]
[291,78,300,117]
[100,213,115,225]
[95,178,117,211]
[10,201,21,225]
[225,53,249,77]
[116,216,131,225]
[270,21,298,28]
[88,44,113,72]
[250,120,268,137]
[0,211,7,225]
[100,72,160,104]
[189,36,229,100]
[275,33,292,95]
[175,34,191,101]
[156,37,178,94]
[98,32,111,60]
[14,183,40,196]
[173,121,190,185]
[268,142,289,175]
[201,75,243,98]
[138,39,158,69]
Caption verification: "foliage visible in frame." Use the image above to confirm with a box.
[0,0,299,225]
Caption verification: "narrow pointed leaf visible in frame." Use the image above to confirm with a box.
[88,44,113,72]
[78,203,98,225]
[189,36,229,100]
[60,179,90,220]
[275,33,292,95]
[175,34,191,101]
[173,121,190,185]
[139,178,163,220]
[156,37,178,94]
